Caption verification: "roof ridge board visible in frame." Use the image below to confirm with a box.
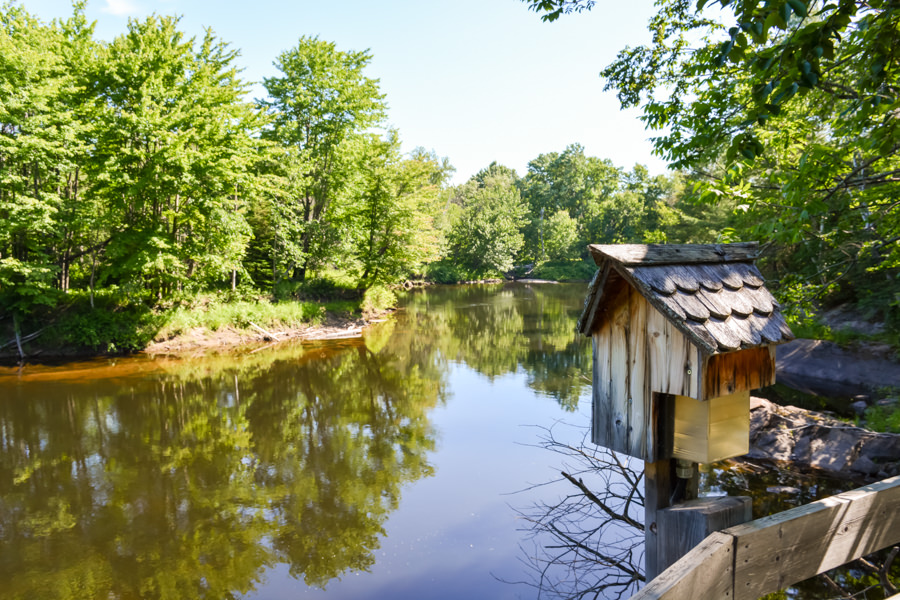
[588,242,759,267]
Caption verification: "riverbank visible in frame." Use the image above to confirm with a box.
[0,310,375,363]
[0,289,387,363]
[142,312,373,356]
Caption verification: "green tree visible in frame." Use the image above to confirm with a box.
[259,36,386,282]
[89,15,259,299]
[543,209,579,259]
[525,0,900,328]
[0,5,94,313]
[343,134,449,289]
[447,163,528,274]
[519,144,621,259]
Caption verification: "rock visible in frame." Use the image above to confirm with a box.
[749,397,900,480]
[849,455,881,476]
[776,339,900,390]
[821,306,886,337]
[851,400,869,416]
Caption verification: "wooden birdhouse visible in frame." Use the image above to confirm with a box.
[578,242,794,464]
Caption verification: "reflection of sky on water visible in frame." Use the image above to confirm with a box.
[0,284,598,600]
[262,364,589,599]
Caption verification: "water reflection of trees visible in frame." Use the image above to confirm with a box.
[0,283,594,598]
[401,283,591,410]
[0,326,444,599]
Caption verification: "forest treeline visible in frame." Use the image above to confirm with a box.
[0,6,720,315]
[2,2,898,351]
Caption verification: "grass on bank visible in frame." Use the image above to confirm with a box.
[864,402,900,434]
[156,299,326,340]
[529,259,596,282]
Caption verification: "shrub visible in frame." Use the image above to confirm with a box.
[531,259,596,282]
[361,285,396,318]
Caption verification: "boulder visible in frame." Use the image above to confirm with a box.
[748,396,900,480]
[776,338,900,390]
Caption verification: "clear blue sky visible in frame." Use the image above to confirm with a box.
[26,0,667,184]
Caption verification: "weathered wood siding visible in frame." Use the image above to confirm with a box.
[646,303,702,401]
[591,284,702,460]
[702,346,775,400]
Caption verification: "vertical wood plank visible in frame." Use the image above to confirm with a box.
[592,326,612,448]
[609,293,631,454]
[645,459,675,581]
[691,345,703,400]
[766,345,777,385]
[647,306,670,395]
[629,288,649,458]
[703,347,776,400]
[665,321,687,396]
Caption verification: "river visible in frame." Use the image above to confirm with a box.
[0,283,607,599]
[0,283,886,599]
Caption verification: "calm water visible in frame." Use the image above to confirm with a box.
[0,283,598,600]
[2,283,892,600]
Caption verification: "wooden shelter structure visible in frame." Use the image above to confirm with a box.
[578,242,794,463]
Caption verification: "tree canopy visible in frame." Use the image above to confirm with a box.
[0,7,454,329]
[525,0,900,329]
[259,36,387,282]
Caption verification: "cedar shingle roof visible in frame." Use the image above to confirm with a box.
[578,243,794,355]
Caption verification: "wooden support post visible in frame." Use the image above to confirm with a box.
[646,392,703,580]
[645,459,674,582]
[645,460,703,581]
[657,496,751,576]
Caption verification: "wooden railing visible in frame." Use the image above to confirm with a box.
[633,474,900,600]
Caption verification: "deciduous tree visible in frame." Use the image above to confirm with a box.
[448,163,528,274]
[260,37,386,282]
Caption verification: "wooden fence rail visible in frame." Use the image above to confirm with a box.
[633,474,900,600]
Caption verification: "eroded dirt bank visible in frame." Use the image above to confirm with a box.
[141,313,372,356]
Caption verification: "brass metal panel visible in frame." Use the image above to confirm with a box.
[672,391,750,464]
